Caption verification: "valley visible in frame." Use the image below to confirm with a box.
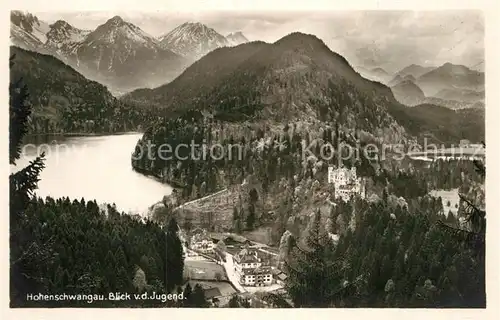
[8,10,486,309]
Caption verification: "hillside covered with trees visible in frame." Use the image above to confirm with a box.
[10,46,162,135]
[9,55,184,307]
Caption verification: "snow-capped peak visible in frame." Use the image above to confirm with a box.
[226,31,248,45]
[158,21,229,58]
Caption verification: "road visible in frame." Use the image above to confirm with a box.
[221,253,246,293]
[257,248,278,257]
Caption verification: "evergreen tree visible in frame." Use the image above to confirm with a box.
[246,204,256,230]
[166,218,185,292]
[191,284,208,307]
[9,54,48,305]
[285,210,343,307]
[227,295,250,308]
[183,283,193,307]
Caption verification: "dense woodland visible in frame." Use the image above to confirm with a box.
[9,38,486,307]
[9,57,184,307]
[10,47,161,135]
[285,194,485,307]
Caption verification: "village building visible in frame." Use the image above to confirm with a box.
[240,266,273,286]
[459,139,471,147]
[233,246,273,287]
[328,166,365,202]
[234,247,262,272]
[189,229,215,253]
[272,269,288,286]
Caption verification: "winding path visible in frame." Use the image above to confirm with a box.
[221,253,246,293]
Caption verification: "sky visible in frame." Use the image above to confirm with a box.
[34,10,484,73]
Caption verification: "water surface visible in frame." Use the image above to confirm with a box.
[11,133,172,215]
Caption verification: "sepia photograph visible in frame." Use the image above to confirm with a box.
[7,1,489,310]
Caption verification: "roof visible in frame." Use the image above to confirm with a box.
[234,247,260,263]
[204,287,222,299]
[191,227,205,235]
[191,232,213,243]
[276,273,288,281]
[241,266,272,276]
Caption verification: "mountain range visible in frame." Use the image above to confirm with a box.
[10,11,485,143]
[415,62,485,97]
[395,64,436,79]
[125,32,484,144]
[10,11,249,95]
[159,22,230,60]
[390,80,426,106]
[386,63,485,109]
[355,66,392,84]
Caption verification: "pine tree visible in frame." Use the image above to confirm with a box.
[192,284,208,307]
[285,209,344,307]
[183,283,193,307]
[246,204,256,230]
[10,54,48,306]
[166,218,185,292]
[437,150,486,307]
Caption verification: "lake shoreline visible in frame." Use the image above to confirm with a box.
[17,133,172,216]
[25,131,144,138]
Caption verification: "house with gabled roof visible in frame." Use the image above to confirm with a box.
[189,229,215,253]
[233,245,273,286]
[240,266,273,286]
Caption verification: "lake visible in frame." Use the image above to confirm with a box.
[10,132,173,215]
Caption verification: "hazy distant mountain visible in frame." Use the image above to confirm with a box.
[226,31,249,45]
[159,22,229,59]
[433,88,485,103]
[10,10,50,52]
[396,64,435,79]
[390,62,485,109]
[371,67,390,79]
[387,75,403,87]
[355,66,392,84]
[388,74,416,87]
[391,80,426,106]
[416,62,484,96]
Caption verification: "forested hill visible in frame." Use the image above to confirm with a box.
[387,103,485,144]
[124,33,406,141]
[124,32,483,145]
[10,46,161,135]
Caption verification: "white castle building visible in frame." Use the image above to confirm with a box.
[328,166,365,202]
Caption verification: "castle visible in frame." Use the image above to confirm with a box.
[328,166,365,202]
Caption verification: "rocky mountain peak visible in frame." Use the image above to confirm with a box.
[106,15,126,26]
[11,10,40,32]
[226,31,248,45]
[46,20,91,49]
[159,21,228,58]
